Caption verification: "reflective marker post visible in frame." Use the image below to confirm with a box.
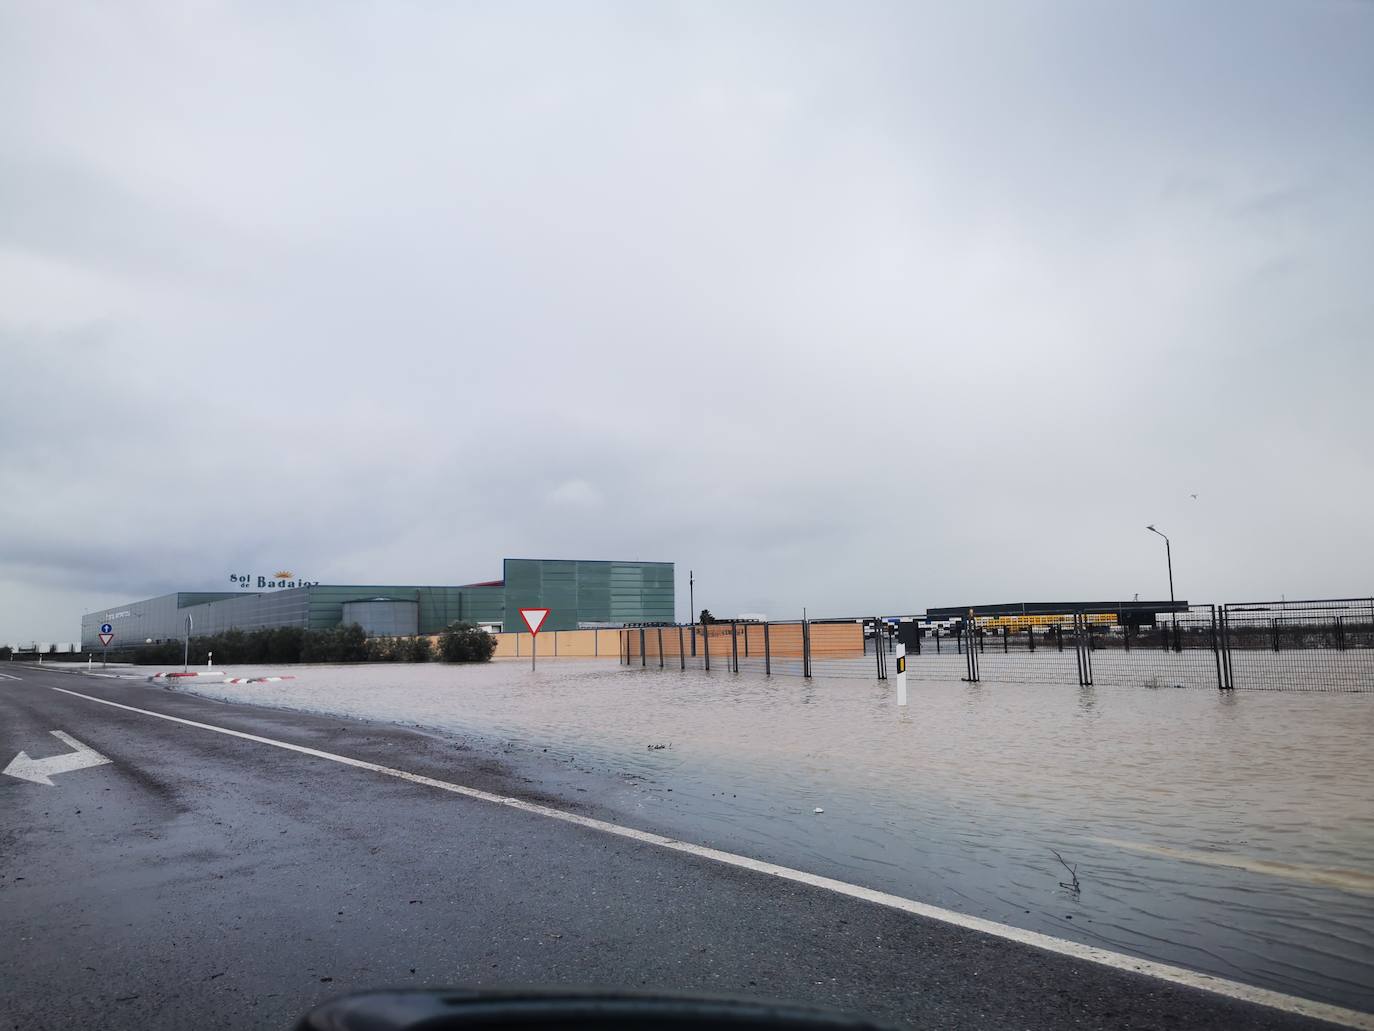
[895,643,908,706]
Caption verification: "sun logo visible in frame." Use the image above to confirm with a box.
[273,570,293,580]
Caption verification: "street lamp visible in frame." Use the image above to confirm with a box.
[1145,525,1177,639]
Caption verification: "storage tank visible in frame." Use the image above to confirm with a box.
[341,598,419,637]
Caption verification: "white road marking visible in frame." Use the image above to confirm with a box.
[3,729,112,786]
[0,673,22,681]
[48,685,1373,1030]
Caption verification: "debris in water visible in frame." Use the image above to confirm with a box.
[813,807,825,814]
[1051,847,1082,895]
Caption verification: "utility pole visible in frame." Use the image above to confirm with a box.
[689,570,694,626]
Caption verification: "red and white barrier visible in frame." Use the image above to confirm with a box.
[149,670,226,684]
[222,675,298,684]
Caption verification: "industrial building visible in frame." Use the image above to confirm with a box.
[80,558,674,650]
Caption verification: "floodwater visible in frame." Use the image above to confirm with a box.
[165,659,1374,1012]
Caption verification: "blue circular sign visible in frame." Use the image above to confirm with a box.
[100,623,113,634]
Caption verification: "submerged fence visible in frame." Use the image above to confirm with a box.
[619,598,1374,692]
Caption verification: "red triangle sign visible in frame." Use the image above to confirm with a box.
[99,633,114,646]
[519,608,550,635]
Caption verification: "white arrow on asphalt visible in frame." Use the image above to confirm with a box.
[3,730,111,786]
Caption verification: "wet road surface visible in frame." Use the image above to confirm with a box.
[1,665,1364,1030]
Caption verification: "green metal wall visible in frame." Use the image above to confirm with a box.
[305,585,505,634]
[85,561,674,644]
[502,559,674,631]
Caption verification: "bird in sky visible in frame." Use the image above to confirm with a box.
[1190,493,1198,500]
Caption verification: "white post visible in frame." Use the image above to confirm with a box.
[88,654,92,670]
[207,651,213,669]
[896,643,908,706]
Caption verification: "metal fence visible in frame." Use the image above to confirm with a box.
[1220,598,1374,691]
[620,597,1374,692]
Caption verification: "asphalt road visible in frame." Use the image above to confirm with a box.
[0,665,1359,1030]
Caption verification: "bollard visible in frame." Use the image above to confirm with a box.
[895,644,907,706]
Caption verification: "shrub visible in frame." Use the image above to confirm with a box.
[301,623,368,663]
[366,636,400,662]
[132,641,184,664]
[400,636,433,662]
[438,622,497,663]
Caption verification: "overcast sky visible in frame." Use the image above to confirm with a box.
[2,1,1371,640]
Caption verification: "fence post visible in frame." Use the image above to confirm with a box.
[1225,607,1236,689]
[1209,605,1224,690]
[803,619,812,678]
[764,622,771,676]
[1083,619,1094,684]
[640,629,646,667]
[658,627,664,668]
[1029,626,1035,652]
[1272,618,1280,653]
[678,625,686,670]
[875,619,885,680]
[731,621,739,674]
[935,627,940,653]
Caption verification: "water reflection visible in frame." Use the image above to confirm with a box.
[179,659,1374,1011]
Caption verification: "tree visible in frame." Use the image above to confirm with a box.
[438,622,497,663]
[699,609,716,625]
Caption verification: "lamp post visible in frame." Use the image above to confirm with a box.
[689,570,695,627]
[1145,525,1176,634]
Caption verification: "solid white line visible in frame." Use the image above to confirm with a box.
[48,685,1372,1030]
[0,673,22,681]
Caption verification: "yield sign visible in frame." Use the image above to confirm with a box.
[99,632,114,646]
[519,608,550,635]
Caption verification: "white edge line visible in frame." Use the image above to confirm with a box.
[47,684,1372,1030]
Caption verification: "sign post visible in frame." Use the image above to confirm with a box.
[99,624,114,669]
[519,608,550,670]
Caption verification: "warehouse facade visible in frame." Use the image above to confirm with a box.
[81,558,674,650]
